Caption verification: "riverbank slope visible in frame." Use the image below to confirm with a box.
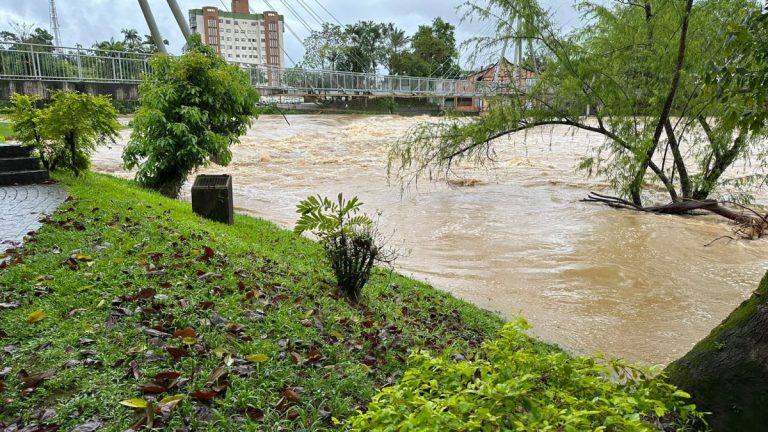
[0,173,502,430]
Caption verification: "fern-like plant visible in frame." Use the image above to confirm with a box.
[295,194,382,301]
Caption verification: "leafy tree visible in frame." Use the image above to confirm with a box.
[92,37,125,53]
[339,21,388,73]
[390,0,766,209]
[382,24,410,75]
[402,18,460,77]
[39,91,120,176]
[0,23,54,51]
[300,23,349,70]
[665,6,768,430]
[123,34,260,198]
[121,28,143,52]
[92,28,168,55]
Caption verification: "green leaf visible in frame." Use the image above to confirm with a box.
[120,398,149,408]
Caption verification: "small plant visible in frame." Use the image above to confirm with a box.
[295,194,393,301]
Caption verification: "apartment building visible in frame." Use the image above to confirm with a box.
[189,0,284,67]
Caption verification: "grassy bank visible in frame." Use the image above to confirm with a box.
[0,173,503,431]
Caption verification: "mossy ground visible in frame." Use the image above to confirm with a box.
[0,173,503,431]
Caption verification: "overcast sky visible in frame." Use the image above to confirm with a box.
[0,0,587,68]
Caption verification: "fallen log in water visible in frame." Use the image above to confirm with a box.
[582,192,768,240]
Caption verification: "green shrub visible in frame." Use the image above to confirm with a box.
[5,92,119,175]
[348,318,706,431]
[123,33,260,198]
[295,194,393,301]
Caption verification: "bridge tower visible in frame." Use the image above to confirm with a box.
[49,0,62,47]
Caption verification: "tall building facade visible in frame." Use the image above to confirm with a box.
[189,0,284,68]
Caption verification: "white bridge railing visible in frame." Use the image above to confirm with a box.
[0,41,508,97]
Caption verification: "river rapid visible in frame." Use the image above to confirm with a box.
[93,114,768,365]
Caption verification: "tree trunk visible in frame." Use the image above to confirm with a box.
[666,271,768,432]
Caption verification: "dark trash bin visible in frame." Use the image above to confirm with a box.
[191,174,234,225]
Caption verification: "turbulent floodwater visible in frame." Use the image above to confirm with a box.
[93,115,768,365]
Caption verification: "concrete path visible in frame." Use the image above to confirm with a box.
[0,184,68,254]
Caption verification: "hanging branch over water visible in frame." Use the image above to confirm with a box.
[582,192,768,240]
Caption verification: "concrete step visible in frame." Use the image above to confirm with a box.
[0,157,41,173]
[0,170,50,186]
[0,145,32,158]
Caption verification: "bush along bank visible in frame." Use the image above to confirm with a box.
[348,318,705,431]
[0,173,704,431]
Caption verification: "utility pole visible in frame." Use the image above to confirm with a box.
[49,0,62,47]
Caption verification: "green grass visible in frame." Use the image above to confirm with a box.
[0,122,13,142]
[0,173,504,431]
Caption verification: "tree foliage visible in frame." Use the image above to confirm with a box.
[5,91,119,175]
[390,0,767,205]
[92,28,168,55]
[298,18,460,77]
[300,23,348,70]
[0,23,54,51]
[710,4,768,133]
[399,18,461,77]
[122,34,260,198]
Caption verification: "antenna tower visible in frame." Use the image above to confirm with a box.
[49,0,62,47]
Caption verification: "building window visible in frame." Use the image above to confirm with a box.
[225,19,230,24]
[234,20,238,25]
[219,18,223,22]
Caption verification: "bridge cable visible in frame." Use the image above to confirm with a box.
[275,0,315,34]
[295,0,325,27]
[259,0,308,57]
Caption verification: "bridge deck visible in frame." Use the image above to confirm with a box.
[0,42,511,98]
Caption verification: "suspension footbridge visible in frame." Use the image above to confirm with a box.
[0,41,512,99]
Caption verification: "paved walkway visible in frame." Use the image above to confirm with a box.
[0,184,68,254]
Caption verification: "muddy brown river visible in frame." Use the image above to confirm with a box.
[93,115,768,365]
